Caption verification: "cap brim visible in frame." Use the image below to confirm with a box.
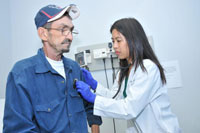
[48,4,80,22]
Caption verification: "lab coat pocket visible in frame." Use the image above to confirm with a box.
[35,98,64,131]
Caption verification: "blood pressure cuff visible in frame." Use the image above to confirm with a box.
[83,99,102,127]
[87,113,102,127]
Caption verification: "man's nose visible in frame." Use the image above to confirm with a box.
[66,32,73,40]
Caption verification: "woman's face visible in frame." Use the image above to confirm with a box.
[112,29,130,61]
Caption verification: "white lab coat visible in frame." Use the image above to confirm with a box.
[94,59,181,133]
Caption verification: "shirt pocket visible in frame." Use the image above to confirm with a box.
[69,91,88,129]
[69,91,85,113]
[35,98,65,131]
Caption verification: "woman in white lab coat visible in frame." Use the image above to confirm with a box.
[76,18,181,133]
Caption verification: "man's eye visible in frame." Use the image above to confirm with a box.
[62,28,70,31]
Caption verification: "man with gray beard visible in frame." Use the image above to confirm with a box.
[3,4,102,133]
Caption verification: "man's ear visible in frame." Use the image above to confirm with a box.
[37,27,48,41]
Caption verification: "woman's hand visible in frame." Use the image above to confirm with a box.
[81,68,98,90]
[76,81,96,103]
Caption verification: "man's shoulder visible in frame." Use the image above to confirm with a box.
[11,55,38,74]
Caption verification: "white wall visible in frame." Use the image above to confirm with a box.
[0,99,5,132]
[1,0,200,132]
[0,0,11,98]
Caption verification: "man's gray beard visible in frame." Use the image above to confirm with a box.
[61,39,71,53]
[61,44,71,53]
[62,48,70,53]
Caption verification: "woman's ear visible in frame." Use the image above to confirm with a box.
[37,27,48,41]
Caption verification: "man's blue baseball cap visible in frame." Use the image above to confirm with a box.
[34,4,80,29]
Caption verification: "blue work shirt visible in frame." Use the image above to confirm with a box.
[3,48,102,133]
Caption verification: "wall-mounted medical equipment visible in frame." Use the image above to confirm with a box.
[75,50,92,67]
[75,42,119,71]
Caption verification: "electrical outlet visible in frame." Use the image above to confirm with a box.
[93,48,108,59]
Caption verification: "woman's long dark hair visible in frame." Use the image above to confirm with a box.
[110,18,166,98]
